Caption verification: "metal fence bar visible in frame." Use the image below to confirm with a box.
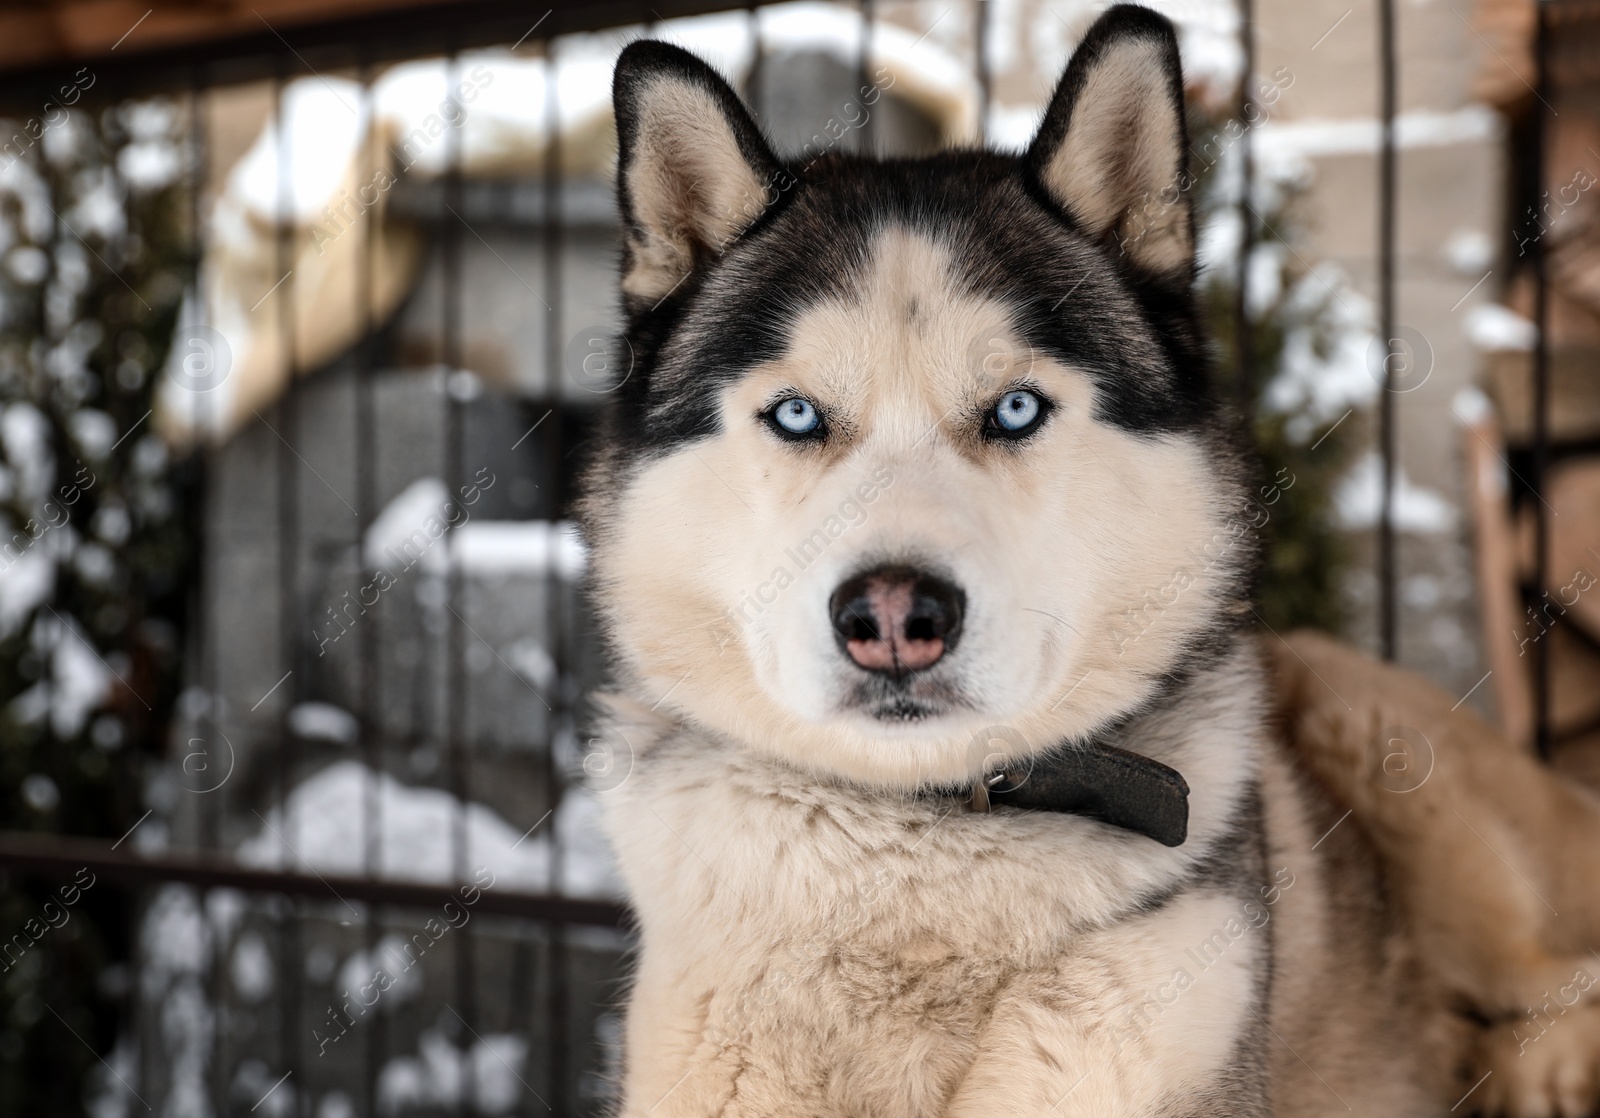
[182,63,231,1118]
[1235,0,1254,407]
[354,53,388,1118]
[440,44,482,1118]
[0,832,628,923]
[541,34,571,1108]
[975,0,990,147]
[747,6,764,114]
[1376,0,1399,661]
[858,0,875,153]
[269,57,311,1114]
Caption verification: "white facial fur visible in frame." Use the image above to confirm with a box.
[593,230,1240,789]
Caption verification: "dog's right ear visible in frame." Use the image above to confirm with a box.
[613,41,780,314]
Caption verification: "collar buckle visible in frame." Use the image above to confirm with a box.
[969,770,1006,813]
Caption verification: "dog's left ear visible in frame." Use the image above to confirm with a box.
[613,40,780,313]
[1025,6,1193,284]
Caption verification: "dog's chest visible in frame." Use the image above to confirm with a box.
[600,718,1275,1115]
[608,737,1201,962]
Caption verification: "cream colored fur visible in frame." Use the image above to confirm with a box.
[1269,631,1600,1118]
[592,17,1476,1117]
[593,230,1241,790]
[591,225,1445,1115]
[620,78,770,306]
[1035,38,1191,276]
[599,640,1442,1116]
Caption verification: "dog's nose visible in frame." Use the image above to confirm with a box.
[829,566,965,677]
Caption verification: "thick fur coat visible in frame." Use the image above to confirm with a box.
[576,6,1594,1115]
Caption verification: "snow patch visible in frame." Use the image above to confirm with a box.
[1443,228,1494,276]
[1259,268,1379,438]
[1257,106,1499,161]
[336,933,426,1009]
[231,932,275,1003]
[235,760,622,897]
[1466,303,1537,352]
[377,1028,529,1116]
[1452,386,1495,426]
[1334,452,1457,534]
[452,520,587,579]
[366,477,453,574]
[289,701,360,744]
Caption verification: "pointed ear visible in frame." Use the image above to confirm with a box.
[1025,6,1193,284]
[613,41,780,313]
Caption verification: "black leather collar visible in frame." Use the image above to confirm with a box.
[957,742,1190,847]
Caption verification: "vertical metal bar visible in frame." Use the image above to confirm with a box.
[857,0,874,154]
[747,6,764,118]
[1377,0,1399,661]
[1234,0,1255,407]
[354,53,387,1118]
[1532,3,1552,757]
[271,59,306,1116]
[441,48,478,1118]
[974,0,991,148]
[511,6,545,1072]
[187,70,220,858]
[541,37,570,1111]
[184,64,231,1118]
[510,921,537,1118]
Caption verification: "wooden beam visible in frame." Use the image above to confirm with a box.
[0,0,448,74]
[0,0,740,95]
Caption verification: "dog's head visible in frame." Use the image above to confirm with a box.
[582,5,1256,788]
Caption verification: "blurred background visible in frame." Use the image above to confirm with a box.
[0,0,1592,1113]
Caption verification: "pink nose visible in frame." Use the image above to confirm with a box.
[829,567,965,678]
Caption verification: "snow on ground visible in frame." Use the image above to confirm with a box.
[365,477,453,574]
[336,933,426,1009]
[452,520,587,580]
[236,759,623,898]
[364,477,588,580]
[377,1028,529,1116]
[1258,268,1380,441]
[7,608,113,736]
[288,701,360,744]
[1256,106,1501,161]
[0,542,58,637]
[1334,451,1457,534]
[1466,303,1537,352]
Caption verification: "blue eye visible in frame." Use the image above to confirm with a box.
[989,389,1044,436]
[771,397,822,437]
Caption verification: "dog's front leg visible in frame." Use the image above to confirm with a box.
[614,963,831,1118]
[944,893,1267,1118]
[942,1002,1194,1118]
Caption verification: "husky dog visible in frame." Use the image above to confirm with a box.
[581,7,1453,1114]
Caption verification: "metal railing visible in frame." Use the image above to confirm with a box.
[0,0,1583,1113]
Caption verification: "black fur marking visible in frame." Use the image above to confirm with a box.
[606,151,1218,462]
[604,12,1216,468]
